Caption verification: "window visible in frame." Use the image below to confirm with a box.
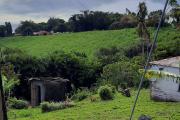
[178,84,180,92]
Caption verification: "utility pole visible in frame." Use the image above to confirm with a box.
[0,48,8,120]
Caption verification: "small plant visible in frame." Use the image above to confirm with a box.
[41,101,75,113]
[90,96,98,102]
[8,98,28,109]
[98,85,114,100]
[72,89,90,101]
[108,85,116,94]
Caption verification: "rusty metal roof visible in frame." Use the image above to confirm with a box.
[29,77,69,82]
[150,56,180,68]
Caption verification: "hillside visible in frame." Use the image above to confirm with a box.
[0,27,179,59]
[8,90,180,120]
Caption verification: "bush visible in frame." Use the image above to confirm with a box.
[44,51,100,88]
[109,15,138,30]
[109,85,116,94]
[95,46,127,66]
[90,96,98,102]
[98,85,114,100]
[1,48,100,100]
[100,61,139,88]
[8,98,28,109]
[41,101,75,113]
[72,89,90,101]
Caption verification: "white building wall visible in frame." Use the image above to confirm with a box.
[150,65,180,102]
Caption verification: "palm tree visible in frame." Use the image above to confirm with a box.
[137,2,151,57]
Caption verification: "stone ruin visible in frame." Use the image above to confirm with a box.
[29,77,72,107]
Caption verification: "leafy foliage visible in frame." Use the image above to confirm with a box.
[2,74,19,96]
[72,89,90,101]
[41,101,75,113]
[95,46,127,66]
[8,98,28,109]
[0,22,13,37]
[100,61,139,88]
[98,85,114,100]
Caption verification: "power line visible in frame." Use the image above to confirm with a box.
[129,0,169,120]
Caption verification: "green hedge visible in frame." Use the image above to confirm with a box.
[8,98,28,109]
[41,101,75,113]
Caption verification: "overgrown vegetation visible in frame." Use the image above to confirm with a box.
[8,90,180,120]
[41,101,75,113]
[8,98,28,109]
[0,26,179,100]
[98,85,115,100]
[72,89,91,101]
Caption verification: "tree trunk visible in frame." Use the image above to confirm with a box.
[0,66,8,120]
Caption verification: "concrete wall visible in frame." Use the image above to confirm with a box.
[31,81,45,107]
[150,65,180,101]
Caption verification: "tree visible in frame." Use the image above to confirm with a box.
[47,17,65,32]
[15,21,38,36]
[5,22,12,36]
[169,0,178,7]
[53,23,67,33]
[1,65,19,98]
[69,10,113,32]
[169,0,180,25]
[137,2,151,57]
[100,61,139,88]
[38,22,48,31]
[0,25,6,37]
[147,10,163,27]
[170,6,180,24]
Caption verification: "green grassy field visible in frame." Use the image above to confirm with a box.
[8,90,180,120]
[0,27,179,59]
[0,29,138,58]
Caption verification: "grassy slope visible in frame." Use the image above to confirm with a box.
[0,29,137,57]
[0,28,179,59]
[8,90,180,120]
[0,28,138,58]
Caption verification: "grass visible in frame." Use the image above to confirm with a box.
[1,27,178,59]
[8,90,180,120]
[0,29,138,59]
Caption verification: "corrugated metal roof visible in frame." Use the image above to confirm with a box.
[150,56,180,68]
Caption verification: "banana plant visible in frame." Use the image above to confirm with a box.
[139,69,180,82]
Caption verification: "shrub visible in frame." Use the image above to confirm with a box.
[98,85,114,100]
[1,48,100,99]
[109,85,116,94]
[100,61,139,88]
[109,22,124,30]
[95,46,127,66]
[44,51,100,88]
[90,96,98,102]
[72,89,90,101]
[8,98,28,109]
[41,101,75,113]
[109,15,138,30]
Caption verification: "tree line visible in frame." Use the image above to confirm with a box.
[0,0,179,37]
[0,22,13,37]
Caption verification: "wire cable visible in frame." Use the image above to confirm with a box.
[129,0,169,119]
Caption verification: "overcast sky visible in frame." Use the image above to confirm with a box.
[0,0,176,30]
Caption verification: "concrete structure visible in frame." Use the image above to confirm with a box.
[29,77,71,107]
[149,56,180,102]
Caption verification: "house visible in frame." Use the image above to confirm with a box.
[33,31,50,36]
[29,77,72,107]
[149,56,180,102]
